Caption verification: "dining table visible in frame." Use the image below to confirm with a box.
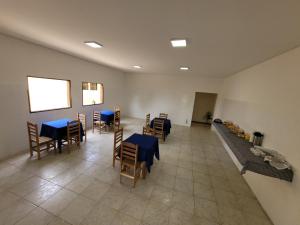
[124,133,160,173]
[150,118,172,136]
[98,110,114,125]
[40,118,84,152]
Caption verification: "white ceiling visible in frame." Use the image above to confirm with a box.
[1,0,300,77]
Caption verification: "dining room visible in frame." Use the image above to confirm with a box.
[1,1,300,225]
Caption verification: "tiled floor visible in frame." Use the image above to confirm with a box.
[0,118,273,225]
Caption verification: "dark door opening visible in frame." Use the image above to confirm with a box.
[192,92,217,125]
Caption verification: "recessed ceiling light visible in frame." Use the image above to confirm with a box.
[133,65,142,69]
[180,66,189,71]
[84,41,103,48]
[171,39,187,48]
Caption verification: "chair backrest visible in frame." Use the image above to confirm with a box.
[77,113,86,131]
[114,106,120,111]
[121,142,138,165]
[146,113,150,127]
[153,118,164,133]
[143,126,154,136]
[114,110,121,125]
[27,121,39,144]
[67,120,81,139]
[93,111,100,123]
[159,113,168,119]
[114,128,123,153]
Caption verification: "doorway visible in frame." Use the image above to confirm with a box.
[192,92,217,125]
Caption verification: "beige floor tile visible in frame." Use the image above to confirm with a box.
[0,170,34,191]
[194,182,215,201]
[59,195,95,225]
[172,191,194,215]
[65,174,94,193]
[214,189,240,211]
[48,216,72,225]
[193,171,211,186]
[81,202,117,225]
[10,176,50,197]
[80,179,111,201]
[99,186,130,210]
[130,181,155,199]
[155,173,176,189]
[160,163,178,176]
[168,208,194,225]
[218,207,247,225]
[111,212,141,225]
[174,177,194,195]
[49,170,80,186]
[40,189,77,215]
[150,185,173,206]
[194,197,219,223]
[176,167,193,180]
[142,200,170,225]
[15,207,55,225]
[0,191,20,212]
[24,182,61,205]
[119,194,148,220]
[0,199,36,225]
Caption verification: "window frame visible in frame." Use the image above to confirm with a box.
[27,75,72,113]
[82,81,104,106]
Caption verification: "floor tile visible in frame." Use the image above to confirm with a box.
[0,199,36,225]
[59,195,95,225]
[81,202,117,225]
[40,189,77,215]
[194,197,219,223]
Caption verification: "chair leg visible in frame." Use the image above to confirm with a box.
[113,155,115,167]
[29,146,33,157]
[53,141,57,153]
[37,147,41,160]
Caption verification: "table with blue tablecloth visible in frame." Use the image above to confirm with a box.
[125,133,159,172]
[150,118,172,136]
[98,110,114,125]
[40,118,84,152]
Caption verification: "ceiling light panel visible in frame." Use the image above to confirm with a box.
[171,39,187,47]
[84,41,103,48]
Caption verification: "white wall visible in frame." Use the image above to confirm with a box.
[217,47,300,225]
[124,73,223,126]
[0,33,126,160]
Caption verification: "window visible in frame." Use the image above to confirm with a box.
[27,76,71,113]
[82,82,104,106]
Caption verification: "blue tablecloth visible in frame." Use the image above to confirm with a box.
[99,110,114,125]
[125,133,159,172]
[150,118,171,136]
[40,118,84,151]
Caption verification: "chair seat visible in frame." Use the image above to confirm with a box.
[122,158,141,168]
[95,120,105,124]
[38,136,54,144]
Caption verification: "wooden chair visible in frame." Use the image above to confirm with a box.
[153,118,165,141]
[120,142,141,187]
[159,113,168,119]
[114,110,121,130]
[143,126,155,136]
[92,111,106,133]
[27,122,56,160]
[113,128,123,167]
[146,113,150,127]
[64,120,81,152]
[77,113,87,142]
